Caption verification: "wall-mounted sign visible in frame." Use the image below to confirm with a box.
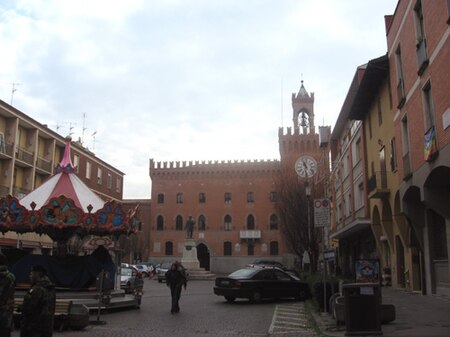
[314,198,330,228]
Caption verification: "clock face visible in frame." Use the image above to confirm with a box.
[295,155,318,178]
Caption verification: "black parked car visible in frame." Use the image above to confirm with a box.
[214,267,310,303]
[246,260,300,277]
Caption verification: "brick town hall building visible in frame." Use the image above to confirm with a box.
[148,81,329,274]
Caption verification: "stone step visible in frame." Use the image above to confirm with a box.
[186,268,216,280]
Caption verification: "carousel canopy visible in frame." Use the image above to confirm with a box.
[0,138,137,241]
[21,139,105,211]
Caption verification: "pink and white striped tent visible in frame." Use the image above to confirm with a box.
[20,139,105,212]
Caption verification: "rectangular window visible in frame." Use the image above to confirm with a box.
[346,194,352,216]
[176,193,183,204]
[269,191,278,202]
[342,155,349,178]
[401,116,412,178]
[352,138,361,166]
[107,173,112,189]
[73,154,79,170]
[247,192,254,203]
[390,137,398,172]
[358,183,364,209]
[97,167,102,184]
[86,161,91,179]
[423,81,435,131]
[395,46,406,108]
[198,192,206,203]
[447,0,450,24]
[414,0,429,75]
[116,177,121,193]
[224,192,232,204]
[368,114,373,139]
[157,193,164,204]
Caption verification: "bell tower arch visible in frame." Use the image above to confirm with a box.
[292,80,315,135]
[278,80,321,171]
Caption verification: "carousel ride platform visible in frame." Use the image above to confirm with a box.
[14,288,140,331]
[15,288,140,312]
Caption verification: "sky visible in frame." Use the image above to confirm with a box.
[0,0,398,199]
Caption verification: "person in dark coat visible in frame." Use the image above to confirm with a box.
[165,261,187,314]
[20,265,56,337]
[0,252,15,337]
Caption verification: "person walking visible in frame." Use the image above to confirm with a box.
[165,261,187,314]
[20,265,56,337]
[0,252,15,337]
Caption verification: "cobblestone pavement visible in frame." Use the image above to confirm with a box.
[11,280,319,337]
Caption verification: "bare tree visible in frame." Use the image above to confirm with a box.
[276,166,319,272]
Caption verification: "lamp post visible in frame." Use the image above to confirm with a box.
[305,180,311,244]
[305,179,312,272]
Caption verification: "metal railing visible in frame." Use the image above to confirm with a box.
[16,147,34,165]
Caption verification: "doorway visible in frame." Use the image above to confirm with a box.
[197,243,210,271]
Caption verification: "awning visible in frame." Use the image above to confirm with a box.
[330,218,371,240]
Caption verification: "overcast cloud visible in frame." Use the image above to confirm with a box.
[0,0,397,199]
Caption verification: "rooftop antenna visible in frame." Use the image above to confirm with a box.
[82,113,87,145]
[69,122,76,137]
[9,83,21,105]
[91,131,97,151]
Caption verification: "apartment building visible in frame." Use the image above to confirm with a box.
[329,67,375,278]
[387,0,450,296]
[0,99,125,253]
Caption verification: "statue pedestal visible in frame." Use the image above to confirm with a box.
[181,239,200,269]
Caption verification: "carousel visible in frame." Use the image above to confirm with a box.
[0,138,139,298]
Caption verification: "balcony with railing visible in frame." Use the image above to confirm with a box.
[0,142,14,158]
[36,156,52,173]
[367,170,390,199]
[15,147,34,166]
[240,230,261,240]
[0,185,10,196]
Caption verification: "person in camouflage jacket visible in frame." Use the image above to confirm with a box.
[20,265,56,337]
[0,252,15,337]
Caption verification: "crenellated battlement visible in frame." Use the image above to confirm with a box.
[278,126,317,137]
[149,158,280,176]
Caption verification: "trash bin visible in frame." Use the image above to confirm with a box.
[343,283,382,336]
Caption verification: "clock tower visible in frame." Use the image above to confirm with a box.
[278,81,323,179]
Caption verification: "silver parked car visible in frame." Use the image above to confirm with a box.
[155,262,171,283]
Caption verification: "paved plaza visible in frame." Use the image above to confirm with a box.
[10,279,450,337]
[11,279,318,337]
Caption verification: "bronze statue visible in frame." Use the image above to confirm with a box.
[185,216,195,239]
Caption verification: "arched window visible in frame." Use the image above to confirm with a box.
[156,215,164,231]
[270,214,278,230]
[224,241,232,256]
[175,215,183,231]
[176,193,183,204]
[165,241,173,255]
[224,214,232,231]
[270,241,279,256]
[198,215,206,231]
[247,214,255,230]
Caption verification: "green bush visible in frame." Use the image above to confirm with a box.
[302,273,344,312]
